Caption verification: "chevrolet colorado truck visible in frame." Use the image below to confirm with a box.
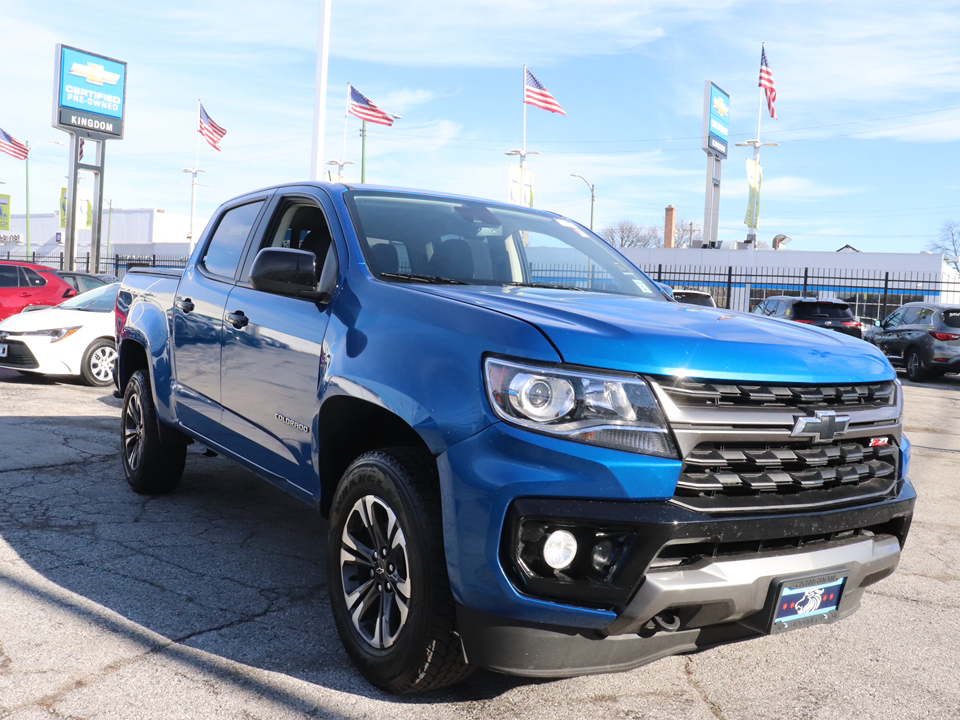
[115,182,915,693]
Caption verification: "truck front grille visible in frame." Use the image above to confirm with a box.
[674,436,899,513]
[648,376,904,515]
[657,378,896,410]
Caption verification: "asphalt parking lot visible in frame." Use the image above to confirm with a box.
[1,367,958,720]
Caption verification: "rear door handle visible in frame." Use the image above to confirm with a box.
[176,297,195,313]
[226,310,249,329]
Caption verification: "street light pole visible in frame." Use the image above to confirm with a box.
[505,149,539,206]
[327,159,355,182]
[570,173,595,230]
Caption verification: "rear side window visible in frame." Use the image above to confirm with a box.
[915,307,936,325]
[899,307,921,325]
[0,266,19,288]
[202,201,265,279]
[22,268,47,287]
[793,303,853,320]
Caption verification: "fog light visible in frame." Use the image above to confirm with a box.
[543,530,577,570]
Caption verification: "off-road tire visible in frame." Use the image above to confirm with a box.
[80,338,118,387]
[327,448,473,694]
[121,369,186,494]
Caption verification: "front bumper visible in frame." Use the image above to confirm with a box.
[458,530,904,677]
[442,422,915,676]
[0,336,77,375]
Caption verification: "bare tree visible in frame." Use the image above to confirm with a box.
[674,218,703,248]
[927,220,960,271]
[599,220,663,248]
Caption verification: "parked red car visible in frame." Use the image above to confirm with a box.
[0,261,77,321]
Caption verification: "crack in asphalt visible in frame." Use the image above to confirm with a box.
[683,657,727,720]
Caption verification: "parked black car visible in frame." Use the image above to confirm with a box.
[752,296,863,338]
[864,302,960,381]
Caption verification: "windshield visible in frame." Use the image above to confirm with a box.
[59,283,120,312]
[344,191,661,298]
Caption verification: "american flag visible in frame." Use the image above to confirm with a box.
[524,69,565,116]
[759,44,778,120]
[199,103,227,151]
[348,86,395,126]
[0,127,29,161]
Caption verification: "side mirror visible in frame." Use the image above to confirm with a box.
[249,248,327,300]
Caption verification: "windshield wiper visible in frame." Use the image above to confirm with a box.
[380,272,470,285]
[505,282,588,292]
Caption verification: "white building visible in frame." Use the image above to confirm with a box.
[2,208,202,263]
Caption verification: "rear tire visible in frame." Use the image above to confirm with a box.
[327,448,473,694]
[905,349,929,382]
[121,369,186,494]
[80,338,118,387]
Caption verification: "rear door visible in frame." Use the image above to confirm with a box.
[172,193,271,442]
[217,188,340,495]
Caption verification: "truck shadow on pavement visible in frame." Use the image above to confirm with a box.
[0,428,548,710]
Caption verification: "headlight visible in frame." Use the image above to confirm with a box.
[23,326,81,343]
[484,357,678,458]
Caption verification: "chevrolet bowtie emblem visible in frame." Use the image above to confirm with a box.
[69,62,121,87]
[791,410,850,443]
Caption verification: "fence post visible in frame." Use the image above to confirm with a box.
[657,264,663,282]
[726,266,733,309]
[802,268,808,297]
[880,272,890,319]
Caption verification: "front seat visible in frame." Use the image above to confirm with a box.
[428,238,473,280]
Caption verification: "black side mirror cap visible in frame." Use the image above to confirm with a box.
[249,248,322,299]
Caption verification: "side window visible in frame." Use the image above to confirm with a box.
[202,200,265,279]
[915,307,936,325]
[22,268,47,287]
[900,307,921,325]
[245,200,333,281]
[0,266,19,287]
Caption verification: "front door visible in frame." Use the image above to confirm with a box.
[217,193,338,495]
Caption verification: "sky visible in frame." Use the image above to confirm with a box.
[2,0,960,254]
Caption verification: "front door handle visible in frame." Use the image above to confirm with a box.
[226,310,249,329]
[176,297,195,313]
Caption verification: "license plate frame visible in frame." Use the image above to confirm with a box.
[769,572,847,635]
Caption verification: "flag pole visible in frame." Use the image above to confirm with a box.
[521,65,527,205]
[187,99,201,251]
[341,83,350,178]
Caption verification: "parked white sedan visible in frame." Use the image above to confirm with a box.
[0,283,119,386]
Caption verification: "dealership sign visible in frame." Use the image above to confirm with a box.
[52,45,127,139]
[702,82,730,159]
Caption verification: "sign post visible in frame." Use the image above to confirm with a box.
[52,44,126,272]
[701,82,730,248]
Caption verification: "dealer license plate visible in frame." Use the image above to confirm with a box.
[770,573,846,634]
[0,344,7,358]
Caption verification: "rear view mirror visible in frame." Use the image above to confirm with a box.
[249,248,322,299]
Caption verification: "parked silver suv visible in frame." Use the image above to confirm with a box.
[865,302,960,381]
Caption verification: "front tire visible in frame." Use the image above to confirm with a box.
[121,369,186,494]
[327,448,472,694]
[80,338,118,386]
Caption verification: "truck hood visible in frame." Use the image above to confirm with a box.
[416,286,894,384]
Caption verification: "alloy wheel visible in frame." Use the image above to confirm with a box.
[339,494,411,649]
[123,392,144,472]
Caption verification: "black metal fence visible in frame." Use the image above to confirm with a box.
[2,251,190,279]
[5,250,958,322]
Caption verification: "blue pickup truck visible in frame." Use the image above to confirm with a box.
[116,182,915,693]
